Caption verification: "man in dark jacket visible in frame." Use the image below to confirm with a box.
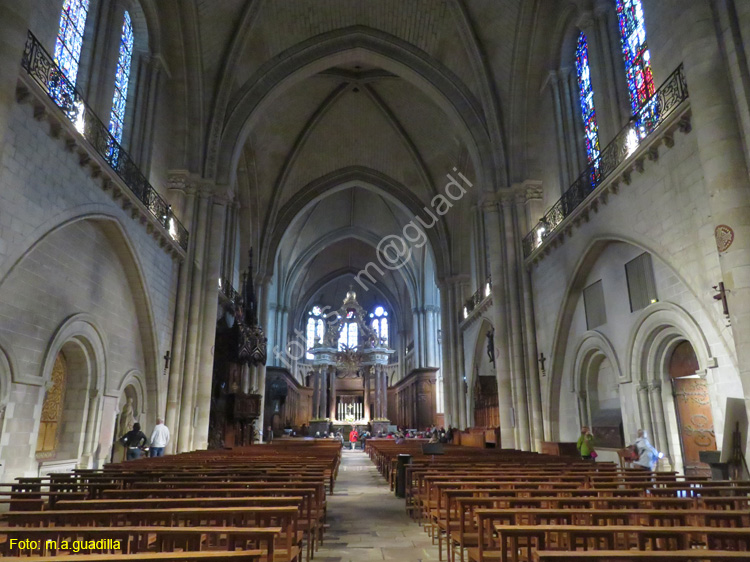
[121,422,148,460]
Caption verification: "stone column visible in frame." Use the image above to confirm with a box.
[636,383,654,440]
[517,184,545,449]
[502,196,531,450]
[193,191,228,450]
[373,366,381,419]
[80,389,100,468]
[412,309,422,369]
[649,381,669,456]
[483,200,516,448]
[311,367,320,419]
[329,366,337,420]
[438,284,456,427]
[165,178,195,452]
[177,190,210,452]
[0,1,31,158]
[548,71,573,191]
[363,368,371,421]
[675,0,750,408]
[382,366,389,420]
[319,366,328,420]
[255,278,270,439]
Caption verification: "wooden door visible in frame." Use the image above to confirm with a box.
[669,341,716,477]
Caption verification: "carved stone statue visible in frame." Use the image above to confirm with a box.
[118,397,135,438]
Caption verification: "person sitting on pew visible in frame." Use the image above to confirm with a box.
[120,422,148,460]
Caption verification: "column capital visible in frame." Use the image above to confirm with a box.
[648,381,663,393]
[576,10,596,33]
[637,382,650,392]
[166,170,197,195]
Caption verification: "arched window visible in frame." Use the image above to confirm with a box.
[54,0,90,86]
[616,0,656,135]
[338,319,358,349]
[575,32,600,166]
[306,306,325,360]
[369,306,389,347]
[108,10,135,146]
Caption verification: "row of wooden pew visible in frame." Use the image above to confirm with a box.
[366,439,750,562]
[0,439,342,562]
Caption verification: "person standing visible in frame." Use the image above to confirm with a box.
[349,427,359,450]
[577,426,596,460]
[149,418,170,457]
[120,423,148,460]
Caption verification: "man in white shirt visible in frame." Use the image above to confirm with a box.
[149,418,170,457]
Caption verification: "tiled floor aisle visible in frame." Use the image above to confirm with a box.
[315,449,437,561]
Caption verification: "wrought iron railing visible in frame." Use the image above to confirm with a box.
[20,31,188,251]
[219,277,239,302]
[522,64,688,257]
[462,277,492,319]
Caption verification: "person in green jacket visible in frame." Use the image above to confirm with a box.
[577,426,596,460]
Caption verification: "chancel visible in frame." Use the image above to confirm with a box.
[2,0,750,559]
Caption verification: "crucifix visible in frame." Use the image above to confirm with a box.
[163,350,171,375]
[538,353,546,376]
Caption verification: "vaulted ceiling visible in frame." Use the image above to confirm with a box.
[153,0,581,329]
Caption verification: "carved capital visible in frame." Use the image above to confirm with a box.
[166,170,194,194]
[576,10,596,32]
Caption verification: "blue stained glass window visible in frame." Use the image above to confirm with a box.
[54,0,89,85]
[575,32,600,166]
[108,11,134,147]
[616,0,656,137]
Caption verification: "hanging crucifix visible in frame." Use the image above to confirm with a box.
[163,350,171,375]
[538,353,546,376]
[486,327,495,367]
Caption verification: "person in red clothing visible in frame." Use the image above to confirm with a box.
[348,428,359,451]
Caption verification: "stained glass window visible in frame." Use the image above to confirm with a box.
[338,322,358,349]
[575,32,600,166]
[54,0,90,85]
[108,11,134,148]
[306,309,325,360]
[616,0,656,136]
[370,306,389,347]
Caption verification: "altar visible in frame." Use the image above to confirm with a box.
[307,290,394,430]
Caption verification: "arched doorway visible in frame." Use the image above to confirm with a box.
[669,341,717,476]
[473,375,499,428]
[36,352,68,458]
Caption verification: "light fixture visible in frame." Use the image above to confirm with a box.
[625,127,640,157]
[484,282,491,297]
[463,306,468,319]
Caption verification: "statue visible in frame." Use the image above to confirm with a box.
[118,397,135,438]
[486,327,495,367]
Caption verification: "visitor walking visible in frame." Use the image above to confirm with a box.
[349,428,359,450]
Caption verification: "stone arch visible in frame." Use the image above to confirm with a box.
[627,302,724,473]
[213,26,497,190]
[0,208,160,409]
[0,340,14,408]
[38,314,107,467]
[571,331,624,447]
[265,167,450,282]
[544,235,729,438]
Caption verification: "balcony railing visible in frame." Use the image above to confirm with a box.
[219,277,239,303]
[522,64,689,258]
[462,277,492,320]
[20,31,188,251]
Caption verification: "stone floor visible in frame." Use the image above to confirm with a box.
[315,448,438,561]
